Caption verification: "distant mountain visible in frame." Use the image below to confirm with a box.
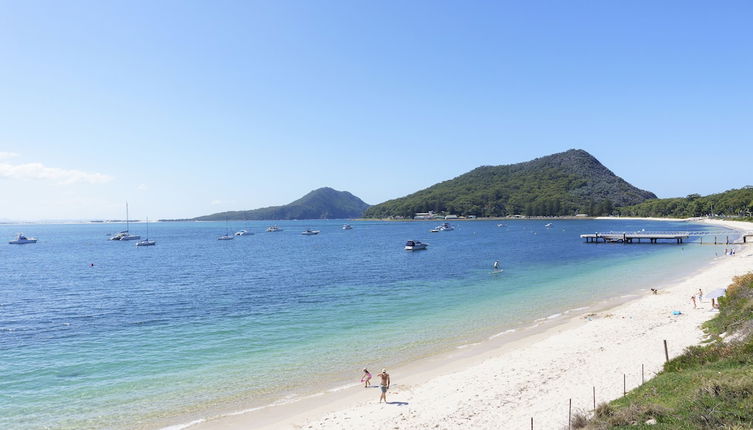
[195,187,370,221]
[364,149,656,218]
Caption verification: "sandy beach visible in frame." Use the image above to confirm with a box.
[185,219,753,430]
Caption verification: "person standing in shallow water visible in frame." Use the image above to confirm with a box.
[377,369,390,403]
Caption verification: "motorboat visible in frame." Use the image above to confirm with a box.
[266,226,283,232]
[342,224,353,230]
[545,223,553,228]
[9,233,37,244]
[136,217,156,246]
[301,229,320,235]
[235,230,254,236]
[439,223,454,231]
[404,240,428,251]
[109,202,140,241]
[430,228,440,233]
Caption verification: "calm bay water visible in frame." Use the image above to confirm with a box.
[0,219,727,429]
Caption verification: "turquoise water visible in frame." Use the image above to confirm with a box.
[0,220,728,429]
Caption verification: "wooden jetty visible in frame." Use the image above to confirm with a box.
[581,230,753,244]
[581,232,690,244]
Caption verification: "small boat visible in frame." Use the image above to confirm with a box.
[9,233,37,245]
[437,222,454,231]
[136,217,156,246]
[266,226,283,232]
[430,228,440,233]
[342,224,353,230]
[110,202,140,241]
[545,223,553,228]
[301,229,320,235]
[218,218,234,240]
[235,230,254,236]
[404,240,428,251]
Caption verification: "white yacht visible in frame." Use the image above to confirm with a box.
[9,233,37,245]
[342,224,353,230]
[110,202,140,241]
[219,218,234,240]
[545,223,553,228]
[404,240,428,251]
[301,229,320,235]
[136,217,156,246]
[235,230,253,236]
[266,226,283,232]
[438,222,454,231]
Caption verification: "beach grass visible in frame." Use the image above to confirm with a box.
[578,273,753,430]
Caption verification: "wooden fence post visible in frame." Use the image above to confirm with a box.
[593,386,596,410]
[642,363,645,384]
[664,339,669,362]
[568,398,572,430]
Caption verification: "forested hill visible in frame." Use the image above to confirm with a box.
[194,187,370,220]
[364,149,656,218]
[617,187,753,218]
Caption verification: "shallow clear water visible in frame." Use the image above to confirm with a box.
[0,219,728,429]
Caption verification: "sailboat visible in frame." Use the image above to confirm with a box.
[136,217,156,246]
[110,202,141,241]
[218,218,234,240]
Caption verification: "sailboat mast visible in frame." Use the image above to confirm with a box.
[126,201,129,233]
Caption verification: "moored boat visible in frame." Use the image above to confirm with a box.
[404,240,428,251]
[110,202,140,241]
[266,226,282,232]
[136,217,156,246]
[301,229,320,235]
[9,233,37,245]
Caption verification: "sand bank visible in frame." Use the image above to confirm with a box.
[184,220,752,430]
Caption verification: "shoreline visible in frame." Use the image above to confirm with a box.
[165,219,752,430]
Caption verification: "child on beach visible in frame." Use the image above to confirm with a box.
[361,368,372,387]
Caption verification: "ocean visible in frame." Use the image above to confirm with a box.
[0,219,730,429]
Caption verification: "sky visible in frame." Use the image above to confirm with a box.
[1,1,752,220]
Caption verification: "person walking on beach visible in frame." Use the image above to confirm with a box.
[691,295,697,308]
[697,289,704,302]
[361,368,372,387]
[377,368,390,403]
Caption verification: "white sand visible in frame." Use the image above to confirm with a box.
[185,219,752,430]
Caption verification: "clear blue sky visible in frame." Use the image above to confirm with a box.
[1,1,751,220]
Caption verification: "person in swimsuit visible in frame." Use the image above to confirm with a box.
[377,368,390,403]
[361,368,372,387]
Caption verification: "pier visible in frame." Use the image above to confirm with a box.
[579,230,753,245]
[581,232,690,244]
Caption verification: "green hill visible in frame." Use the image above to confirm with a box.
[617,187,753,219]
[364,149,656,218]
[195,187,370,221]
